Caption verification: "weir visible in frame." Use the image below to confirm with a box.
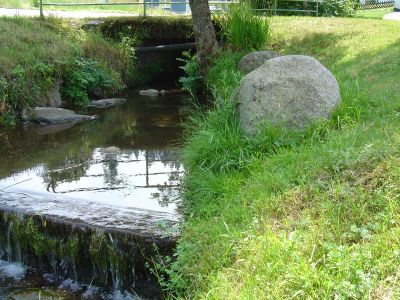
[0,90,189,298]
[0,206,175,298]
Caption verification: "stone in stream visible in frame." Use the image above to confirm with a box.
[237,50,281,74]
[22,107,95,125]
[139,89,159,96]
[101,146,120,154]
[236,55,341,135]
[88,98,126,108]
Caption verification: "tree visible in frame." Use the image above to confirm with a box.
[189,0,219,77]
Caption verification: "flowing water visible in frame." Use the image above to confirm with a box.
[0,90,190,299]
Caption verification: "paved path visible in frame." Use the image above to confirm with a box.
[0,7,137,18]
[383,12,400,20]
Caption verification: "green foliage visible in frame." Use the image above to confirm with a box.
[177,51,201,96]
[61,58,122,107]
[225,3,270,50]
[82,31,135,85]
[319,0,359,17]
[0,76,15,127]
[206,50,245,101]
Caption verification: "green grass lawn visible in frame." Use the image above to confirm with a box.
[354,7,393,19]
[167,16,400,299]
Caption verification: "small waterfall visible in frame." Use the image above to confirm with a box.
[0,210,176,299]
[6,222,12,263]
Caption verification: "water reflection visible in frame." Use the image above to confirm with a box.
[0,91,189,219]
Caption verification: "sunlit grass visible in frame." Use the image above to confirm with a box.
[354,7,393,19]
[169,16,400,299]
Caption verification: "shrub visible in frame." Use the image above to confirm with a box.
[61,58,124,107]
[225,3,269,50]
[177,51,201,96]
[319,0,359,17]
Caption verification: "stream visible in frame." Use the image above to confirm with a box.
[0,90,190,299]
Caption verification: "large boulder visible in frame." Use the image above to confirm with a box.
[22,107,96,125]
[237,50,281,74]
[236,55,340,135]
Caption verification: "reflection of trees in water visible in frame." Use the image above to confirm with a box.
[151,171,183,207]
[146,149,183,171]
[42,161,90,193]
[41,143,94,192]
[101,155,127,188]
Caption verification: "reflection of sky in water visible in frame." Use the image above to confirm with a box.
[0,148,183,214]
[0,92,189,233]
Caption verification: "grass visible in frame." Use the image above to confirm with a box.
[0,17,129,125]
[354,7,393,19]
[166,16,400,299]
[0,17,75,73]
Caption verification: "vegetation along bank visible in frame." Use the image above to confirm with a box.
[0,16,224,127]
[161,11,400,300]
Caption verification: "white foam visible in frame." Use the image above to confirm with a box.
[0,260,26,280]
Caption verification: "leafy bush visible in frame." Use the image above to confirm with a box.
[61,58,124,107]
[226,3,269,50]
[319,0,359,17]
[177,51,201,96]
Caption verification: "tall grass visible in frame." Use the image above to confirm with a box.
[226,3,269,50]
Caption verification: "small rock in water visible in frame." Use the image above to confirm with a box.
[88,98,126,108]
[101,146,120,154]
[139,89,159,96]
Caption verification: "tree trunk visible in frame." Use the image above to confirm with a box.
[189,0,219,77]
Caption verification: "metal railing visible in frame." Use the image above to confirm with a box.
[359,0,394,9]
[252,0,319,16]
[39,0,235,17]
[38,0,320,18]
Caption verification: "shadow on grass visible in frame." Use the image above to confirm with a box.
[275,31,353,67]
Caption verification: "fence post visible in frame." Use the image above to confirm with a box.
[274,0,277,15]
[39,0,44,18]
[316,0,318,16]
[143,0,147,16]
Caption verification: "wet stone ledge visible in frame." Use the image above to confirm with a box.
[0,208,176,299]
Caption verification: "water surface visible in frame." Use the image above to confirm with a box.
[0,90,189,235]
